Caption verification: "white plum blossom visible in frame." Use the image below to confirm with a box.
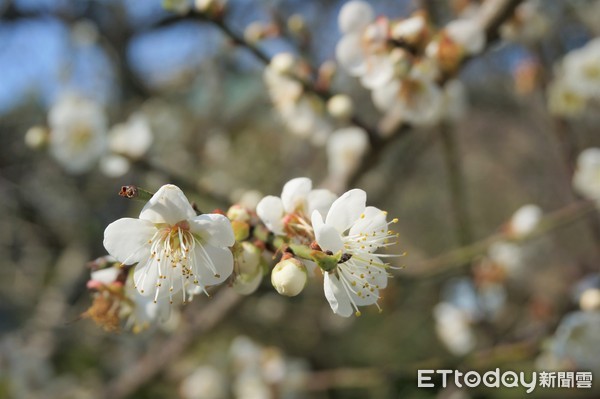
[548,38,600,117]
[103,184,235,304]
[573,148,600,203]
[108,113,153,159]
[48,93,107,174]
[433,302,476,356]
[373,75,444,130]
[311,189,398,316]
[547,79,586,117]
[445,18,486,56]
[99,154,131,178]
[257,177,336,237]
[326,127,369,182]
[335,1,395,89]
[507,204,542,238]
[264,53,333,145]
[561,37,600,99]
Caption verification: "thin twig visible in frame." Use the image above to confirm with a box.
[407,200,597,278]
[440,123,473,246]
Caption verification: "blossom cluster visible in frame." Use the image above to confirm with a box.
[434,204,544,355]
[25,93,153,177]
[548,38,600,118]
[335,1,477,129]
[85,179,400,332]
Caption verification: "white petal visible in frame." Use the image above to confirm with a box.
[103,218,155,264]
[256,195,285,235]
[372,79,400,112]
[193,244,234,286]
[336,33,367,76]
[338,0,374,33]
[324,272,353,317]
[325,189,366,233]
[359,54,395,89]
[281,177,312,213]
[349,206,387,237]
[139,184,196,225]
[349,255,388,288]
[312,211,344,252]
[307,189,337,218]
[190,213,235,247]
[91,267,120,284]
[338,266,380,306]
[446,19,485,55]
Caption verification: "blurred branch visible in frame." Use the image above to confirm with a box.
[408,199,597,278]
[440,124,473,246]
[303,367,387,391]
[103,288,242,399]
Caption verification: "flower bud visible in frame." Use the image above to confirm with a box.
[227,204,251,222]
[580,288,600,311]
[233,242,264,295]
[287,14,306,36]
[24,126,49,149]
[271,258,307,297]
[271,53,296,75]
[327,94,354,120]
[244,21,267,44]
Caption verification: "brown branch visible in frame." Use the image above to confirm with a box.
[104,289,242,399]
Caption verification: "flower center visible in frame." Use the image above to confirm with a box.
[135,220,218,304]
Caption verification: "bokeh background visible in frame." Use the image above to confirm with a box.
[1,0,600,398]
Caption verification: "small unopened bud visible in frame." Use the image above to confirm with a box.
[244,21,267,44]
[270,53,296,75]
[25,126,49,149]
[327,94,354,120]
[287,14,306,36]
[237,242,261,276]
[233,242,264,295]
[580,288,600,311]
[227,204,251,222]
[271,258,307,297]
[231,220,250,242]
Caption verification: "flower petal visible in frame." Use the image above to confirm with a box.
[325,189,366,233]
[324,272,353,317]
[307,189,337,218]
[281,177,312,213]
[349,206,387,237]
[359,54,395,89]
[103,217,155,265]
[192,244,234,287]
[336,33,367,76]
[312,211,344,252]
[190,213,235,247]
[139,184,196,225]
[338,0,374,33]
[256,195,285,235]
